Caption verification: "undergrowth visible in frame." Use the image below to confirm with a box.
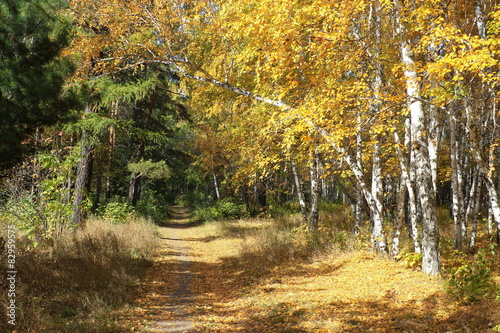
[0,217,158,332]
[445,244,499,304]
[234,205,356,281]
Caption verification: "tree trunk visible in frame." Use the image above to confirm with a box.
[468,169,481,248]
[354,113,364,236]
[71,105,94,226]
[369,0,385,248]
[450,105,465,250]
[428,104,440,197]
[395,0,440,275]
[463,88,500,243]
[256,177,267,210]
[128,172,142,206]
[105,101,118,202]
[391,176,407,257]
[213,172,221,200]
[309,151,320,231]
[394,129,421,253]
[291,158,308,225]
[371,141,385,248]
[340,151,388,253]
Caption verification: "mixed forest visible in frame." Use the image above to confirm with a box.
[3,0,500,331]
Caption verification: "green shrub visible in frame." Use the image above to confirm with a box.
[216,198,242,218]
[194,198,246,222]
[136,189,169,223]
[0,152,77,247]
[194,206,222,222]
[445,246,498,303]
[98,201,135,223]
[176,191,212,208]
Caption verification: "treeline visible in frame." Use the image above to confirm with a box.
[2,0,500,276]
[0,1,193,244]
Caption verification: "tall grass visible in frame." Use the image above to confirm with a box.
[236,205,354,278]
[0,217,158,332]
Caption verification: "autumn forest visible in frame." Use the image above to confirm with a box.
[2,0,500,332]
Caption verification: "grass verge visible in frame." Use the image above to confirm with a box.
[0,217,158,332]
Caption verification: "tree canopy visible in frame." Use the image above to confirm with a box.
[3,0,500,276]
[0,0,75,167]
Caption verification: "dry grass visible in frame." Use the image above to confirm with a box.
[0,216,158,333]
[177,210,500,332]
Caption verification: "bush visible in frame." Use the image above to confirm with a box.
[445,246,498,303]
[176,191,212,208]
[194,198,247,222]
[136,189,170,223]
[97,201,135,223]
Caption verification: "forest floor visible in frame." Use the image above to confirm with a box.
[113,207,500,333]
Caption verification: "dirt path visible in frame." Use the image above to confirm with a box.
[117,210,492,332]
[137,206,198,332]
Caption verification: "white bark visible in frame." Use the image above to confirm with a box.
[213,172,221,201]
[366,0,387,252]
[450,106,465,249]
[309,152,320,231]
[291,158,308,226]
[393,129,421,253]
[428,104,440,195]
[354,115,364,236]
[391,176,407,257]
[468,169,481,248]
[463,94,500,243]
[395,0,440,275]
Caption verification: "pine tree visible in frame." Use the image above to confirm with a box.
[0,0,74,168]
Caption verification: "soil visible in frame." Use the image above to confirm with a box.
[138,206,198,332]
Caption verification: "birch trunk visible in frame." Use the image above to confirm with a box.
[450,105,465,250]
[468,169,481,248]
[354,115,364,236]
[395,0,440,275]
[428,104,440,196]
[391,176,407,257]
[309,152,320,231]
[367,0,386,252]
[393,129,421,253]
[371,141,385,251]
[405,117,420,253]
[463,93,500,243]
[291,158,308,226]
[213,172,221,201]
[342,151,387,253]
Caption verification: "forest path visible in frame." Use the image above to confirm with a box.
[117,208,489,332]
[136,206,199,332]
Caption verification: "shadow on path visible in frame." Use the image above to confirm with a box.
[160,206,203,229]
[142,206,198,333]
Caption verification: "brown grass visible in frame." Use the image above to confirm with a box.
[0,217,158,332]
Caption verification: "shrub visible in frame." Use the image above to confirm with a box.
[136,189,169,223]
[194,198,246,222]
[176,191,212,208]
[97,201,135,223]
[445,246,498,303]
